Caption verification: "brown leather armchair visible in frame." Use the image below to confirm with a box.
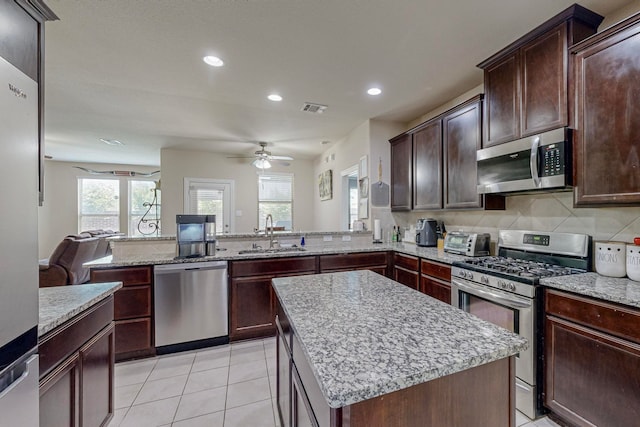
[39,230,120,287]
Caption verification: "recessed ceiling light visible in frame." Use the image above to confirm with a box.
[100,138,124,146]
[367,87,382,96]
[268,94,283,102]
[203,56,224,67]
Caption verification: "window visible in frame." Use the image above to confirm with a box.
[78,178,120,232]
[258,173,293,230]
[184,178,234,234]
[129,180,161,236]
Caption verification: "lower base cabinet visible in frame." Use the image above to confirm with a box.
[544,289,640,426]
[420,260,451,304]
[39,296,115,427]
[392,253,419,290]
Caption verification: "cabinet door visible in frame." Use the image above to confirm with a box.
[521,23,567,136]
[420,276,451,304]
[574,20,640,205]
[484,54,520,147]
[390,134,412,210]
[80,324,115,427]
[544,315,640,426]
[276,322,292,427]
[393,267,419,291]
[39,354,80,427]
[292,367,319,427]
[230,276,275,340]
[413,119,443,210]
[443,98,483,209]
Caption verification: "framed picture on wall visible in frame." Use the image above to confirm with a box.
[359,155,368,178]
[318,169,333,201]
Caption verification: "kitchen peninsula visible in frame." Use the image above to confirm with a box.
[273,270,528,427]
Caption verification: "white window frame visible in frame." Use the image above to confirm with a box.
[183,177,235,233]
[257,172,294,230]
[77,176,121,233]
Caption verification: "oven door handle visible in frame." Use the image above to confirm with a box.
[453,279,532,309]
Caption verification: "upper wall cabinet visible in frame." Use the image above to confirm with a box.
[443,96,483,209]
[412,118,442,210]
[478,4,603,147]
[572,12,640,206]
[390,96,504,212]
[390,133,413,211]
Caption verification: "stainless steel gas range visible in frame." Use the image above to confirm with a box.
[451,230,592,419]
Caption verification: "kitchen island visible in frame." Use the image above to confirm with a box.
[272,270,528,427]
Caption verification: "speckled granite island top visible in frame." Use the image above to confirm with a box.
[272,270,528,408]
[541,272,640,309]
[39,282,122,336]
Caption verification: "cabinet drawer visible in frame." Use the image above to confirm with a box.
[545,289,640,345]
[394,253,419,271]
[114,286,151,320]
[420,260,451,282]
[319,252,388,271]
[230,257,316,278]
[39,297,113,379]
[115,318,153,354]
[91,266,152,287]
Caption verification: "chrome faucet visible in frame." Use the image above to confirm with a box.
[265,214,278,248]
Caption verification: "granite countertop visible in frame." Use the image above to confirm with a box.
[272,270,528,408]
[541,272,640,309]
[39,282,122,337]
[85,242,470,268]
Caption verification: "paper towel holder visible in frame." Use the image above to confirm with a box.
[373,219,383,244]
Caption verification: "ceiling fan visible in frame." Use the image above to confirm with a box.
[227,142,294,169]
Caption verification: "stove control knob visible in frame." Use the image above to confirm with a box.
[481,276,489,285]
[509,283,516,291]
[467,272,474,281]
[459,271,466,279]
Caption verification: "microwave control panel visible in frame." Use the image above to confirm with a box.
[540,143,565,176]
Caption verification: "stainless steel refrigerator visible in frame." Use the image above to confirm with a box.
[0,55,40,425]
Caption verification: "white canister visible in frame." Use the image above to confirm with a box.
[594,241,626,278]
[626,244,640,282]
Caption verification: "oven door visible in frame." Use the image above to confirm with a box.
[451,278,535,385]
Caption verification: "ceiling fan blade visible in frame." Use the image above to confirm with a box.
[270,155,294,161]
[226,155,255,159]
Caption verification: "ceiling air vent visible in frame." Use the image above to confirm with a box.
[301,102,328,114]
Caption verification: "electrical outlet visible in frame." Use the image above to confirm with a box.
[323,235,333,242]
[342,235,351,241]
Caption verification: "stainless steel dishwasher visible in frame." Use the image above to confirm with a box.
[154,261,228,353]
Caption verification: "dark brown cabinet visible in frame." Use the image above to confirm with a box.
[413,119,443,210]
[319,252,389,276]
[420,260,451,304]
[229,257,316,341]
[390,96,503,212]
[572,13,640,206]
[544,289,640,426]
[479,5,602,147]
[39,296,115,427]
[392,253,419,290]
[443,96,483,209]
[390,133,413,211]
[90,266,154,361]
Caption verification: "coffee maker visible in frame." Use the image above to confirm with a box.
[176,215,206,258]
[415,218,445,247]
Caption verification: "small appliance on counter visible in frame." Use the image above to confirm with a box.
[415,219,445,247]
[444,231,491,256]
[205,215,217,256]
[176,215,206,258]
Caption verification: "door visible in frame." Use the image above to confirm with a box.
[443,98,483,209]
[185,178,234,234]
[483,53,520,147]
[389,134,412,210]
[413,119,443,210]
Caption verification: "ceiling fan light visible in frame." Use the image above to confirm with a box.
[252,158,272,169]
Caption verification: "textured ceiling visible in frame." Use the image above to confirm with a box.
[43,0,631,166]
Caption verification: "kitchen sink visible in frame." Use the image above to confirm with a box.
[238,247,307,255]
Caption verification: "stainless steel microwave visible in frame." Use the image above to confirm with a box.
[476,127,572,194]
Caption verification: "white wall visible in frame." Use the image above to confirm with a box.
[38,160,159,258]
[601,0,640,28]
[160,148,315,235]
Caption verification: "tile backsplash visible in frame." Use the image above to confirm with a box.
[392,191,640,246]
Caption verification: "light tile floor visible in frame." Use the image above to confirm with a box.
[109,337,560,427]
